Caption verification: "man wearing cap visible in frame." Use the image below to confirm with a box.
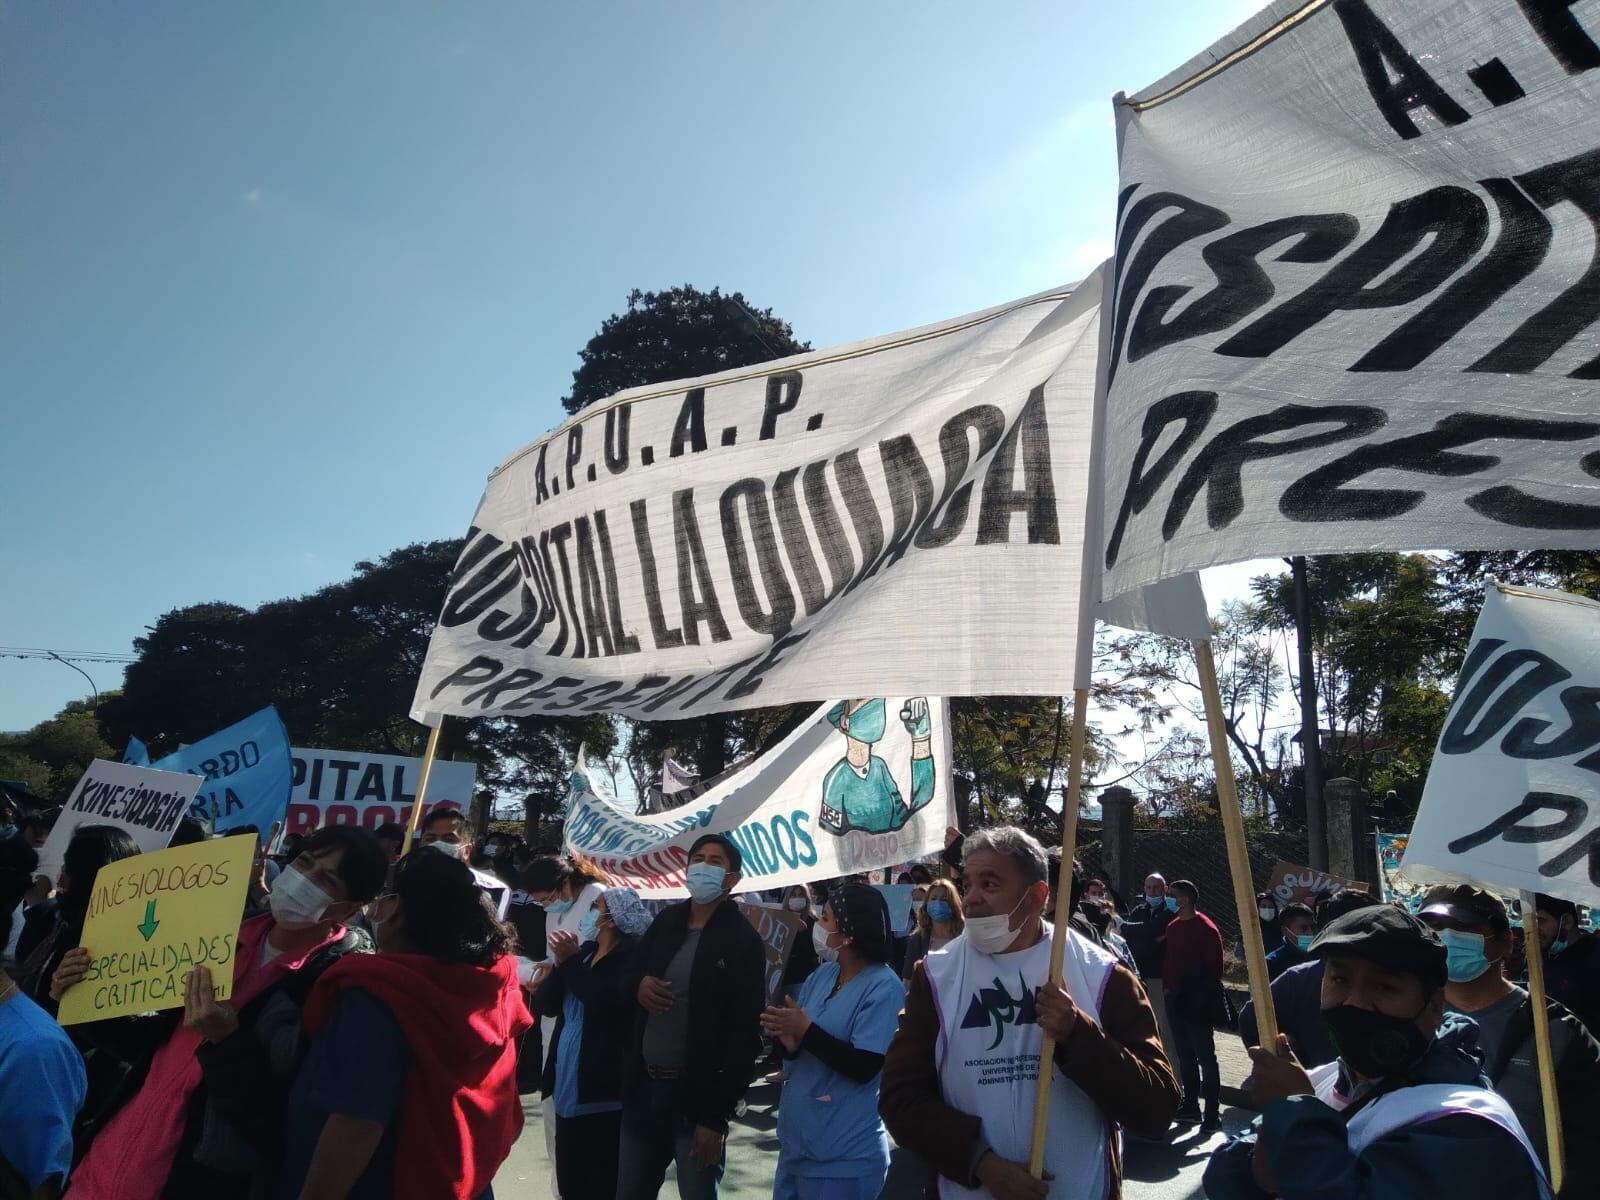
[1419,883,1600,1197]
[617,833,765,1200]
[1205,905,1552,1199]
[1533,893,1600,1042]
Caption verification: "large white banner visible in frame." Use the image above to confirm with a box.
[284,748,478,836]
[1103,0,1600,597]
[413,275,1106,722]
[564,696,953,898]
[38,760,203,880]
[1404,583,1600,907]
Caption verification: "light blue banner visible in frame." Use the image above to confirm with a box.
[155,707,293,839]
[121,737,150,766]
[873,883,917,936]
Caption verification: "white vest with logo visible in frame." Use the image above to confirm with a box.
[1307,1061,1553,1198]
[923,923,1118,1200]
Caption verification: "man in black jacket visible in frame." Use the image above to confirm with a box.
[617,834,764,1200]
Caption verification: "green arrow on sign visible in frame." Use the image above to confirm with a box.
[137,899,159,942]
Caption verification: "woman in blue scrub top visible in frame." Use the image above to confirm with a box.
[760,882,903,1200]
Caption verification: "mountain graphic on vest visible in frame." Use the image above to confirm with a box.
[959,973,1038,1050]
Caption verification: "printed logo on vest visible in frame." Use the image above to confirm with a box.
[959,973,1038,1049]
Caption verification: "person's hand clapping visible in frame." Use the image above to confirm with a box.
[548,929,580,964]
[759,996,812,1053]
[183,966,240,1043]
[49,946,91,1002]
[637,975,673,1014]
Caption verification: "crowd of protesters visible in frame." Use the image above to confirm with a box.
[0,780,1596,1200]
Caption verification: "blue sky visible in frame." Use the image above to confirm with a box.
[2,0,1262,732]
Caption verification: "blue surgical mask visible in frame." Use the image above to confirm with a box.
[1165,897,1179,913]
[844,699,886,744]
[544,896,575,915]
[1293,933,1316,952]
[1439,929,1493,983]
[926,900,954,923]
[578,909,601,943]
[685,863,727,904]
[1550,939,1570,957]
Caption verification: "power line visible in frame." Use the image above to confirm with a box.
[0,647,140,665]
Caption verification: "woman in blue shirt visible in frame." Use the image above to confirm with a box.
[761,882,903,1200]
[536,885,653,1200]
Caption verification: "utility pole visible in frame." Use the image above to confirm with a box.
[1291,556,1328,868]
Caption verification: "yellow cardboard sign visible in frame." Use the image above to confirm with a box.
[58,835,254,1026]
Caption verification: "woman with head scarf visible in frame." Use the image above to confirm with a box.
[537,885,653,1200]
[760,883,904,1200]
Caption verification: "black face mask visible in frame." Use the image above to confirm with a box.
[1322,1003,1431,1080]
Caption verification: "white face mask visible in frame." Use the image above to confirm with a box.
[270,867,336,929]
[964,891,1033,955]
[910,900,925,914]
[786,897,809,912]
[813,920,840,962]
[424,839,467,862]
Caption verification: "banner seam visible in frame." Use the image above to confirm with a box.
[1125,0,1331,112]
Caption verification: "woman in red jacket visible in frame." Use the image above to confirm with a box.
[280,849,532,1200]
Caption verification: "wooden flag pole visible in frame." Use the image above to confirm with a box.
[1519,891,1566,1194]
[1027,685,1090,1178]
[401,722,444,858]
[1194,641,1279,1047]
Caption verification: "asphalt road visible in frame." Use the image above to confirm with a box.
[494,1083,1255,1199]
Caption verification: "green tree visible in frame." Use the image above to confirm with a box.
[0,699,116,801]
[1251,554,1468,825]
[99,541,613,822]
[562,285,809,416]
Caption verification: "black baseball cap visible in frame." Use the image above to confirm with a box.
[1311,905,1447,991]
[1419,883,1510,934]
[687,832,742,875]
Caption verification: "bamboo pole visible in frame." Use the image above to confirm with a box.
[1027,686,1090,1178]
[401,722,443,858]
[1194,641,1278,1047]
[1519,891,1566,1194]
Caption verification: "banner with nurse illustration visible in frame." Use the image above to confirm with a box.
[563,696,953,898]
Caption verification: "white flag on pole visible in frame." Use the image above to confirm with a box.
[1103,0,1600,599]
[1404,582,1600,907]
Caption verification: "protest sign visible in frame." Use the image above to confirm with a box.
[1264,859,1368,908]
[742,904,806,1005]
[1403,583,1600,906]
[154,707,293,839]
[874,883,917,936]
[412,275,1107,723]
[38,760,203,881]
[564,696,953,898]
[1103,0,1600,600]
[57,835,254,1025]
[285,748,478,836]
[1375,832,1425,911]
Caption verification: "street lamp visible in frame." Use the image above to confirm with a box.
[47,651,100,709]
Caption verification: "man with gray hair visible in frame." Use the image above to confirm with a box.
[881,825,1178,1199]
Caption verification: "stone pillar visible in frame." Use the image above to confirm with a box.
[1099,786,1137,898]
[1325,777,1368,883]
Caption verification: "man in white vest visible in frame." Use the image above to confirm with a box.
[881,826,1179,1200]
[1204,905,1552,1199]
